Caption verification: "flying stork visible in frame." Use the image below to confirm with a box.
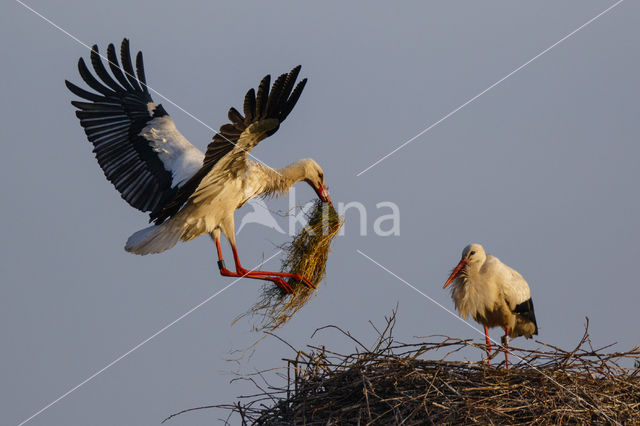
[443,243,538,368]
[66,39,331,293]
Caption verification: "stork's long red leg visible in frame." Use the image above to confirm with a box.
[504,327,510,370]
[229,243,316,290]
[214,237,294,293]
[484,325,491,366]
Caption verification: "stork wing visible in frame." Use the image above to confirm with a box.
[484,256,530,307]
[151,66,307,224]
[498,263,531,308]
[66,39,204,215]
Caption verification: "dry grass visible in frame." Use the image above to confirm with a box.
[167,311,640,425]
[238,201,343,332]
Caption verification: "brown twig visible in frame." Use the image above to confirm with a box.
[165,311,640,425]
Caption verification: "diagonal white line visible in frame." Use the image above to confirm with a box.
[356,0,625,177]
[15,0,283,176]
[17,250,283,426]
[356,248,619,425]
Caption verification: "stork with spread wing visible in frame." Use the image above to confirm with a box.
[66,39,331,293]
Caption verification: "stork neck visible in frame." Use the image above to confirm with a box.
[260,161,306,196]
[277,161,307,184]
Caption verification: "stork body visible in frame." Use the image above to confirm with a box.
[66,39,330,293]
[237,198,285,235]
[443,244,538,368]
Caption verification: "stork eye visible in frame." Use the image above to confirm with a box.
[469,251,476,256]
[318,172,323,180]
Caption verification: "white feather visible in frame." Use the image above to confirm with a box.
[125,222,182,255]
[138,115,205,187]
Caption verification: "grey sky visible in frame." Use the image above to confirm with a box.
[2,1,639,424]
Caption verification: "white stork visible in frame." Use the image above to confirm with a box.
[443,244,538,368]
[66,39,331,293]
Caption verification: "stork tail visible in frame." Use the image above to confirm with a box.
[125,221,183,255]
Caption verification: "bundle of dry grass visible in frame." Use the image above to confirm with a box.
[168,312,640,425]
[239,201,343,332]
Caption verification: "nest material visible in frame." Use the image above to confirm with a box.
[240,201,343,332]
[174,312,640,425]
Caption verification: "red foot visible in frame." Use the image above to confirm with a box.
[264,277,294,294]
[237,267,316,290]
[220,268,294,293]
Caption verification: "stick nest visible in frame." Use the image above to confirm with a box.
[174,311,640,425]
[239,201,343,332]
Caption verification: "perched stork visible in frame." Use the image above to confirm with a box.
[66,39,331,293]
[443,244,538,368]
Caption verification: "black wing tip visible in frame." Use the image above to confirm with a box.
[279,77,307,121]
[70,38,154,99]
[296,77,308,89]
[245,65,307,123]
[136,51,148,90]
[290,65,302,75]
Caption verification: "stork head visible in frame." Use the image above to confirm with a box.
[300,158,331,204]
[443,243,486,288]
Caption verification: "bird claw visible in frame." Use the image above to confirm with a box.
[270,278,293,294]
[239,269,316,291]
[289,273,316,290]
[218,257,314,293]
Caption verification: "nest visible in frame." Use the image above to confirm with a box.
[167,311,640,425]
[238,201,343,332]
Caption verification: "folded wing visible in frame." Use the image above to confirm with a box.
[499,263,538,333]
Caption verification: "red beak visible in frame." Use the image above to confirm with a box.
[443,258,467,289]
[315,184,332,205]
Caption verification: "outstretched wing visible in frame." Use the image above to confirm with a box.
[66,39,204,215]
[152,66,307,224]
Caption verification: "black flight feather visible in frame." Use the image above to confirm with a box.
[107,43,134,91]
[136,51,148,90]
[120,39,142,92]
[255,74,270,119]
[243,88,256,124]
[90,45,122,93]
[68,39,175,214]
